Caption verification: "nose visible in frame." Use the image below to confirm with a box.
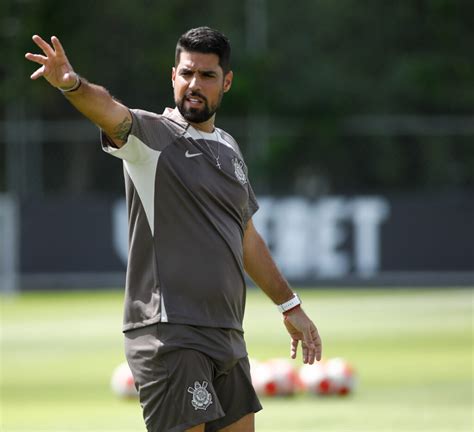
[189,75,201,90]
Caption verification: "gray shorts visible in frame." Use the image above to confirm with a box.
[124,324,262,432]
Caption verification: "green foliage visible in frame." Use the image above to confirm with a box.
[3,0,473,194]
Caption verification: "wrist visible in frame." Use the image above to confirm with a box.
[59,74,81,93]
[283,303,301,316]
[277,293,301,314]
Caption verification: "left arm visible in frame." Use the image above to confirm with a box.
[243,219,322,364]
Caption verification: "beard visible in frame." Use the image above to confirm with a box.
[176,90,223,124]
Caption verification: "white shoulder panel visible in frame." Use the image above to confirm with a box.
[123,137,161,236]
[104,134,158,164]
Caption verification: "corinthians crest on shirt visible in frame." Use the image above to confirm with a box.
[187,381,213,410]
[232,157,248,185]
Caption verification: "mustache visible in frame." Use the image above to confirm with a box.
[185,91,208,104]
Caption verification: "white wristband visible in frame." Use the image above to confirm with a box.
[277,293,301,313]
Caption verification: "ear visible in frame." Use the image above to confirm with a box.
[171,67,176,88]
[223,70,233,93]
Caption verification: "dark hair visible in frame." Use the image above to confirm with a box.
[175,27,231,74]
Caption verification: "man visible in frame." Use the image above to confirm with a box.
[26,27,322,432]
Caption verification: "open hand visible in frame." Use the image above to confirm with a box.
[25,35,77,90]
[283,307,322,364]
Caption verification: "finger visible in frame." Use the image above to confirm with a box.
[309,326,323,362]
[307,347,315,365]
[30,65,45,80]
[303,328,317,364]
[51,36,66,57]
[32,35,55,57]
[290,338,298,359]
[314,332,323,362]
[51,36,66,56]
[25,53,48,65]
[301,340,309,364]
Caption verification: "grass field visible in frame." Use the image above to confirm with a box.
[0,288,472,432]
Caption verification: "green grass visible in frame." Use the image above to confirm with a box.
[1,288,472,431]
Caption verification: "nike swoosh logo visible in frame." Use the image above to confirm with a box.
[185,150,203,158]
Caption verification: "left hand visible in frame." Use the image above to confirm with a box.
[283,307,322,364]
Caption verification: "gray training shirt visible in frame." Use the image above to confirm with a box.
[102,108,259,332]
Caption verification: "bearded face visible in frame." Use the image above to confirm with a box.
[172,51,232,127]
[176,88,223,124]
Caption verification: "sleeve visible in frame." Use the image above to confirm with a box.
[101,109,169,164]
[243,178,259,228]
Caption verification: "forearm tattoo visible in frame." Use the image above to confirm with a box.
[112,116,132,143]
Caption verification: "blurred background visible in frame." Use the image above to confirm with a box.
[0,0,473,290]
[0,1,473,431]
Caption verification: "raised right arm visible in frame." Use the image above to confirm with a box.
[25,35,131,148]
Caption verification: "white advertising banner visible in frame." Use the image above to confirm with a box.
[112,196,390,280]
[252,196,390,279]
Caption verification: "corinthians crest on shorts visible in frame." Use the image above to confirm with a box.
[187,381,213,410]
[232,157,248,185]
